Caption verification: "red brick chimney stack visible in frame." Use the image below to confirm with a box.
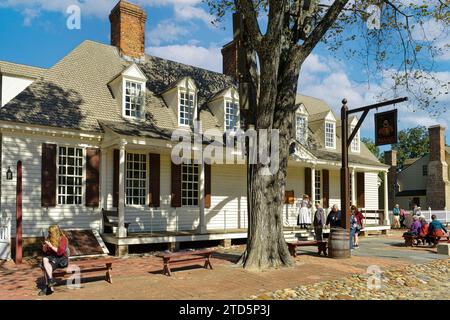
[384,150,397,210]
[426,125,449,209]
[109,0,147,61]
[221,13,243,81]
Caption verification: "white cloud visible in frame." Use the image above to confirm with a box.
[146,44,222,72]
[147,20,190,46]
[299,54,450,135]
[0,0,213,26]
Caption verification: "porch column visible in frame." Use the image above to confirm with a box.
[117,141,127,238]
[311,166,316,204]
[198,159,207,234]
[100,148,108,209]
[351,168,356,206]
[384,170,390,226]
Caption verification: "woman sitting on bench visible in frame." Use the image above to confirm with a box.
[427,215,448,247]
[418,217,431,245]
[39,225,69,296]
[403,216,421,237]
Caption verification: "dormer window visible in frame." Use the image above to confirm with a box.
[179,91,195,126]
[351,125,360,153]
[124,80,144,118]
[325,121,336,149]
[225,101,239,131]
[296,114,308,143]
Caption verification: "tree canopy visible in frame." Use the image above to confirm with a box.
[392,126,430,170]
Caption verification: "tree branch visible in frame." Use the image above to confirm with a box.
[236,0,263,48]
[298,0,350,60]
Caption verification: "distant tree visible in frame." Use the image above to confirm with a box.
[361,137,383,162]
[392,126,429,170]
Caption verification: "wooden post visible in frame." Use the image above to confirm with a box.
[340,99,350,230]
[117,142,127,238]
[198,156,207,234]
[15,160,23,264]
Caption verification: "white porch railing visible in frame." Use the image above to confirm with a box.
[361,209,386,226]
[143,208,248,234]
[0,217,11,261]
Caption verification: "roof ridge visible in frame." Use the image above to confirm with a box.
[144,53,234,79]
[0,60,47,71]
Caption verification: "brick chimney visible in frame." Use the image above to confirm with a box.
[109,0,147,60]
[384,150,397,210]
[426,125,449,209]
[221,13,243,81]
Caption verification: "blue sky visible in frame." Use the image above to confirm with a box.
[0,0,449,144]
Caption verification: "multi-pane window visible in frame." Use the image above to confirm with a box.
[124,81,144,118]
[351,126,360,152]
[179,91,195,126]
[58,147,83,205]
[315,170,321,203]
[325,122,335,148]
[225,101,239,131]
[125,153,147,205]
[182,163,199,206]
[296,115,308,143]
[422,165,428,176]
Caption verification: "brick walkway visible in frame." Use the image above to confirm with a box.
[0,233,447,300]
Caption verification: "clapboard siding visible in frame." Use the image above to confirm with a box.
[1,134,101,237]
[284,166,305,225]
[1,133,383,237]
[364,172,379,210]
[329,170,341,210]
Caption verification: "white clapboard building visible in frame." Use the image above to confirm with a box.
[0,0,390,256]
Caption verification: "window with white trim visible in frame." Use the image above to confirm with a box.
[182,163,199,206]
[225,101,239,131]
[315,170,321,203]
[124,80,144,118]
[125,153,147,205]
[351,126,360,152]
[325,121,335,148]
[57,147,83,205]
[179,91,195,126]
[296,115,308,143]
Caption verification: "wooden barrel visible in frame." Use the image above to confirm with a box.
[328,227,351,259]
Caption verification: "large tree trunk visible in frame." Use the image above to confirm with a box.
[239,46,303,270]
[241,151,294,270]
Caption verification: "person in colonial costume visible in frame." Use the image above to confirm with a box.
[297,194,312,229]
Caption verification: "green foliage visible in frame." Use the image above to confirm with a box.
[361,137,383,162]
[203,0,449,112]
[392,126,430,170]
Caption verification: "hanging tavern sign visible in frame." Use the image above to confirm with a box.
[375,109,398,146]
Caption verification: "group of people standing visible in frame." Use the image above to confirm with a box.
[392,203,424,229]
[297,194,364,250]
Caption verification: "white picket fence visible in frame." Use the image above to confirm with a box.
[0,217,11,260]
[390,208,450,225]
[421,208,449,224]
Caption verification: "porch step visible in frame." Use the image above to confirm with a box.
[284,230,316,242]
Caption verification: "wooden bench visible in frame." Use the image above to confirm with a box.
[156,249,214,276]
[403,234,450,247]
[287,240,328,257]
[52,258,115,284]
[102,208,130,234]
